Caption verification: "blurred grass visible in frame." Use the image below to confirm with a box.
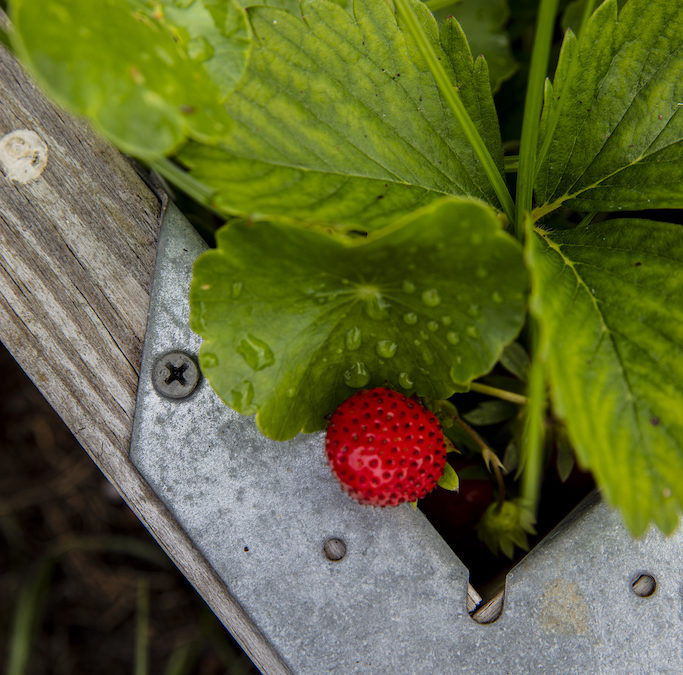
[0,342,257,675]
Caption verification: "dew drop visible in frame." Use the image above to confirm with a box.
[421,289,441,307]
[344,362,371,388]
[231,281,243,298]
[441,316,452,326]
[427,320,439,332]
[345,326,362,351]
[286,387,296,398]
[202,352,218,369]
[237,335,275,370]
[402,280,416,293]
[492,291,503,303]
[419,330,429,341]
[376,340,398,358]
[466,325,479,338]
[446,331,460,345]
[467,304,480,318]
[476,265,488,279]
[231,380,254,411]
[398,372,414,389]
[420,348,434,365]
[403,312,418,325]
[363,295,390,320]
[187,36,214,62]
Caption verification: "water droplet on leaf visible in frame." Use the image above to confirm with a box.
[421,289,441,307]
[231,380,254,411]
[476,265,488,279]
[467,304,480,318]
[403,312,418,325]
[398,372,414,389]
[231,281,243,298]
[344,362,371,388]
[441,316,452,326]
[466,325,479,338]
[427,321,439,332]
[446,331,460,345]
[345,326,362,351]
[202,352,218,369]
[402,280,416,293]
[376,340,398,358]
[237,335,275,371]
[492,291,503,303]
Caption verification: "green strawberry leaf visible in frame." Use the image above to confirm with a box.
[154,0,251,98]
[178,0,503,231]
[555,428,576,483]
[190,198,527,440]
[438,462,460,491]
[432,0,518,92]
[499,341,530,381]
[527,219,683,534]
[534,0,683,215]
[11,0,250,158]
[462,400,517,426]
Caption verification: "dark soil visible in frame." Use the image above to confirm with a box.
[0,343,257,675]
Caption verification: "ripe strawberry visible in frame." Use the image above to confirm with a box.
[325,387,447,507]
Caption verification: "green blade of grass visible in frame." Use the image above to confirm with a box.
[514,0,560,236]
[394,0,515,224]
[5,558,56,675]
[135,580,150,675]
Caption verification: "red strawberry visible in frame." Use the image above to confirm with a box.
[325,387,447,507]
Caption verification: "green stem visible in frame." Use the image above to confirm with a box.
[149,157,219,213]
[504,155,519,173]
[469,382,528,405]
[577,210,597,228]
[393,0,515,224]
[579,0,597,35]
[135,580,150,675]
[425,0,462,10]
[514,0,560,238]
[454,417,506,503]
[520,322,546,516]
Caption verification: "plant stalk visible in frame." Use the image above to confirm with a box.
[520,321,546,516]
[469,382,528,405]
[393,0,515,224]
[149,157,219,214]
[454,417,506,504]
[514,0,560,238]
[425,0,463,10]
[579,0,597,35]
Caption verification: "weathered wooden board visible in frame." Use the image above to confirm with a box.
[0,32,288,675]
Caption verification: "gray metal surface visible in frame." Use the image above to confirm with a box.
[131,205,683,674]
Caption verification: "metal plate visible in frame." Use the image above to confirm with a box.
[131,205,683,674]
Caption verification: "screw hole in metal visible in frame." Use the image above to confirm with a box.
[631,573,656,597]
[323,537,346,562]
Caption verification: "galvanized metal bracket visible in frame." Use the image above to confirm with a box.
[131,204,682,674]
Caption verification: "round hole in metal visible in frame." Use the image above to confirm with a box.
[631,573,656,597]
[323,537,346,562]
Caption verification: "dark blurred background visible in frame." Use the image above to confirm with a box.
[0,342,257,675]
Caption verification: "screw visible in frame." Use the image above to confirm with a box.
[152,351,200,399]
[323,537,346,562]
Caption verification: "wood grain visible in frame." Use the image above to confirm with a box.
[0,34,289,675]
